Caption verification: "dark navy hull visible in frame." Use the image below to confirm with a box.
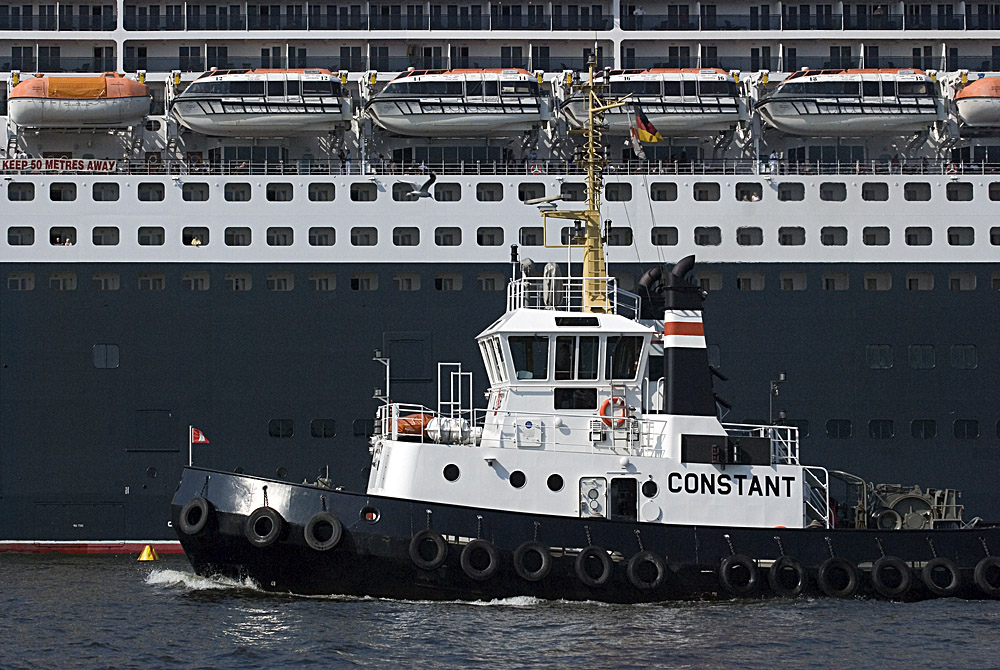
[3,260,999,545]
[171,467,1000,602]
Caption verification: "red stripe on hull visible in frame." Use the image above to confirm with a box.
[0,541,183,555]
[663,322,705,336]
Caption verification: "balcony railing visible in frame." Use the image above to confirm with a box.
[0,14,116,30]
[1,57,116,73]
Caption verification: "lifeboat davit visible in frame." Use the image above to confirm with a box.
[561,68,746,135]
[8,73,150,128]
[171,69,352,136]
[365,68,550,137]
[955,77,1000,127]
[757,68,942,136]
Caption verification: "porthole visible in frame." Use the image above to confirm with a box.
[146,467,157,479]
[276,467,288,479]
[641,480,658,498]
[360,505,381,523]
[547,473,564,492]
[510,470,526,489]
[443,463,460,482]
[234,467,245,474]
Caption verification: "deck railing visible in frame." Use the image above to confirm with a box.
[506,275,641,319]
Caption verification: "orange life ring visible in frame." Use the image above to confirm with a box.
[599,396,627,428]
[530,164,542,175]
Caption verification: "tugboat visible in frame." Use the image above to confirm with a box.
[171,62,1000,603]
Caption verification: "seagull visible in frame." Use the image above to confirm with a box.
[398,171,437,198]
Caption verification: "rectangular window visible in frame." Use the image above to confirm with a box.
[92,344,120,369]
[606,336,643,380]
[866,344,893,369]
[950,344,977,369]
[826,418,852,439]
[553,388,598,410]
[908,345,935,369]
[911,419,936,439]
[508,336,549,380]
[868,419,894,439]
[309,227,335,246]
[954,419,979,439]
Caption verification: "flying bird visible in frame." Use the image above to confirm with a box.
[398,171,437,198]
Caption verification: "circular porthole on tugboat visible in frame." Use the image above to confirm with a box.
[360,505,380,523]
[276,467,288,479]
[443,464,460,482]
[641,480,658,498]
[509,471,526,488]
[546,474,564,492]
[146,467,157,479]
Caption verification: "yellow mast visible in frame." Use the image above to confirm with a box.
[541,58,630,313]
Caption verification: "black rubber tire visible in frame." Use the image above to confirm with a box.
[460,539,499,581]
[974,556,1000,597]
[575,546,612,588]
[817,557,859,598]
[513,541,552,582]
[768,555,808,597]
[627,550,667,590]
[871,556,912,598]
[921,557,961,597]
[303,511,343,551]
[718,554,759,596]
[408,529,448,571]
[244,507,284,548]
[178,496,210,536]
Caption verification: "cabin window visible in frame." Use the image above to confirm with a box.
[868,419,894,439]
[478,272,505,291]
[7,272,34,290]
[350,272,378,291]
[777,183,804,202]
[225,183,252,202]
[266,272,294,291]
[225,273,252,291]
[309,273,336,291]
[49,272,77,291]
[393,183,417,202]
[92,272,119,291]
[518,183,545,201]
[519,227,543,246]
[92,183,119,202]
[911,419,936,439]
[904,182,931,201]
[607,228,633,246]
[906,272,934,291]
[822,273,849,291]
[735,183,762,202]
[650,183,677,201]
[268,419,294,438]
[737,227,762,246]
[50,183,76,202]
[863,227,890,246]
[92,344,120,369]
[92,227,119,246]
[309,183,335,202]
[826,419,852,439]
[606,336,643,380]
[477,227,503,246]
[50,227,76,246]
[561,183,587,202]
[864,272,892,291]
[908,345,935,370]
[309,227,335,246]
[554,388,598,410]
[694,226,721,246]
[950,344,977,370]
[949,272,976,291]
[392,272,419,291]
[182,271,210,291]
[693,183,719,201]
[7,226,34,245]
[434,183,461,202]
[183,227,209,246]
[696,272,722,292]
[509,336,549,380]
[311,419,337,438]
[608,478,638,522]
[393,227,419,246]
[182,183,209,202]
[866,344,893,369]
[905,227,932,246]
[267,227,293,246]
[820,183,846,201]
[138,183,164,202]
[351,227,377,246]
[947,182,974,202]
[821,227,847,246]
[138,227,164,246]
[8,183,35,201]
[137,272,165,291]
[989,183,1000,201]
[605,183,631,202]
[266,183,293,202]
[954,420,979,440]
[780,272,807,291]
[351,184,377,202]
[736,272,764,291]
[862,183,888,201]
[991,227,1000,246]
[435,227,461,246]
[629,225,668,251]
[435,273,462,291]
[225,227,251,246]
[477,183,503,202]
[778,227,805,246]
[947,227,974,246]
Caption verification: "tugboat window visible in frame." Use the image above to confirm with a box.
[609,478,638,521]
[443,464,460,482]
[554,388,598,410]
[508,336,549,380]
[555,336,576,380]
[547,474,564,492]
[641,480,658,498]
[509,471,526,488]
[606,336,643,380]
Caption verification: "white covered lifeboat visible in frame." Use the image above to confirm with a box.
[365,68,550,137]
[757,68,942,136]
[171,68,352,136]
[561,68,746,135]
[955,77,1000,127]
[8,73,150,128]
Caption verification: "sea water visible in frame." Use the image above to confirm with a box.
[1,553,998,669]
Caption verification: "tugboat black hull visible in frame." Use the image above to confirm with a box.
[172,468,1000,602]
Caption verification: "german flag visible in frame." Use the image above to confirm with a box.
[634,106,663,142]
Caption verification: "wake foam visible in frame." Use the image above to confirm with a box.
[144,568,258,592]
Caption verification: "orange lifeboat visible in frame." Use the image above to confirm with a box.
[956,77,1000,128]
[8,73,150,128]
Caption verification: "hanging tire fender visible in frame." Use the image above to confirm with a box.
[178,496,211,536]
[575,545,612,588]
[513,541,552,582]
[974,556,1000,597]
[768,555,808,597]
[460,539,500,581]
[408,529,448,571]
[871,555,912,598]
[718,554,759,596]
[817,556,859,598]
[627,550,667,590]
[303,511,343,551]
[244,506,284,548]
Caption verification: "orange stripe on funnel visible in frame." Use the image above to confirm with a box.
[663,322,704,336]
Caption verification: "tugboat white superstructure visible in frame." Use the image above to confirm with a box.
[171,62,1000,603]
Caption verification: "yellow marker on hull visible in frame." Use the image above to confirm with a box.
[138,544,159,561]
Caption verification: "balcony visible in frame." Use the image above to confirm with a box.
[2,56,116,73]
[0,14,116,30]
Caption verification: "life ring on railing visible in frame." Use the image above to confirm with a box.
[599,397,627,428]
[530,164,542,175]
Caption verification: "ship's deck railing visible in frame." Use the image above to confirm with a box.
[507,275,641,320]
[3,158,997,178]
[722,423,800,465]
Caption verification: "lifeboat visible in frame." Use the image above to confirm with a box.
[955,77,1000,127]
[365,68,550,137]
[171,69,352,136]
[561,68,746,135]
[8,73,150,128]
[757,68,942,136]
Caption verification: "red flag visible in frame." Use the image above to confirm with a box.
[191,428,209,444]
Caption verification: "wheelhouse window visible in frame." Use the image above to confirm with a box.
[606,336,643,380]
[509,336,549,380]
[555,335,599,381]
[554,388,598,410]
